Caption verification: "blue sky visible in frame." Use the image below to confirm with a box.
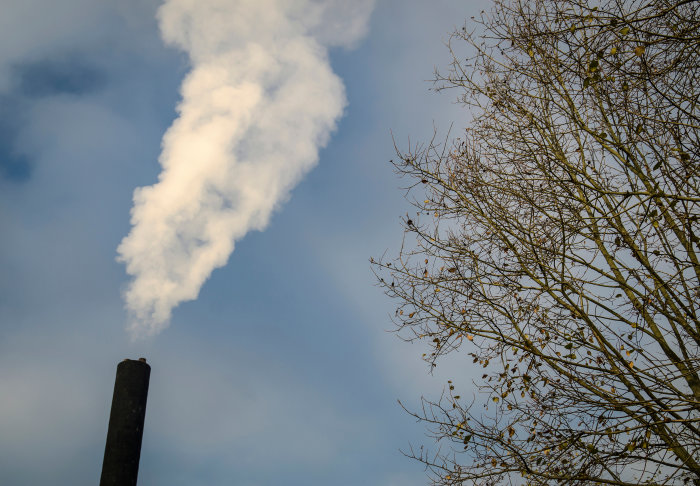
[0,1,488,484]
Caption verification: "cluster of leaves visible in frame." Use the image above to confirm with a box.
[374,0,699,484]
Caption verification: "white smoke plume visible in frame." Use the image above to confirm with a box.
[117,0,375,338]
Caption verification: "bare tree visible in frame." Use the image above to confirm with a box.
[373,0,700,484]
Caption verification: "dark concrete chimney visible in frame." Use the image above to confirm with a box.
[99,358,151,486]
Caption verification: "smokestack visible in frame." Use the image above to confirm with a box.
[100,358,151,486]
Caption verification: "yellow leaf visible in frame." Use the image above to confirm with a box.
[467,334,474,341]
[610,46,617,55]
[634,45,645,56]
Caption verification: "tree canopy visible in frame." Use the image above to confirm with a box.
[373,0,700,484]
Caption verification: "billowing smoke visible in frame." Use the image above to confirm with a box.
[117,0,374,338]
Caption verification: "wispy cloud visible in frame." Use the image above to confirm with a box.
[117,0,374,337]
